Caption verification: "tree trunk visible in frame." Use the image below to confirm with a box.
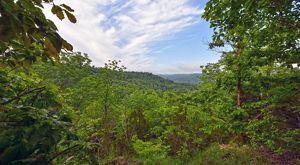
[237,70,242,107]
[236,41,243,108]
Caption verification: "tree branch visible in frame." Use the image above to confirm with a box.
[1,86,45,105]
[48,144,80,162]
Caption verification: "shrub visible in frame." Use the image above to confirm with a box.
[196,143,271,165]
[132,137,169,165]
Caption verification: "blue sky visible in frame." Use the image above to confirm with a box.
[150,20,220,73]
[46,0,220,74]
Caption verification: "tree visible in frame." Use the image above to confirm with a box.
[203,0,300,106]
[0,0,77,164]
[203,0,300,152]
[0,0,76,68]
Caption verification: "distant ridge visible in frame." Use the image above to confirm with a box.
[123,71,196,91]
[158,73,201,85]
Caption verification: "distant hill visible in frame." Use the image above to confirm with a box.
[158,73,201,85]
[124,71,196,92]
[34,60,197,92]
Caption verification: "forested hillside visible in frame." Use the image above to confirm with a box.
[0,0,299,165]
[159,73,201,85]
[33,54,196,92]
[123,72,196,91]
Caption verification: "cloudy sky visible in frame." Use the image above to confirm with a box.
[45,0,220,74]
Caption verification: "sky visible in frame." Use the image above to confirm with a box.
[45,0,221,74]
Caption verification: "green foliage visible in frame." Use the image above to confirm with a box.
[203,0,300,65]
[31,51,299,164]
[203,0,300,155]
[143,144,271,165]
[197,144,271,165]
[0,0,78,164]
[132,137,169,164]
[159,73,201,85]
[0,68,74,164]
[1,0,300,164]
[125,71,196,92]
[0,0,76,68]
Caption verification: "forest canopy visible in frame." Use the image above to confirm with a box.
[0,0,299,165]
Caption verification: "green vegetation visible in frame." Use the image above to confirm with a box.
[159,73,201,85]
[0,0,299,165]
[123,72,196,91]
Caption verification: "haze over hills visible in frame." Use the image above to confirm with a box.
[159,73,201,85]
[123,71,196,91]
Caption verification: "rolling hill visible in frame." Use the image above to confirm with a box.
[159,73,201,85]
[124,71,196,91]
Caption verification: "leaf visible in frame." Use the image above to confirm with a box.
[46,33,63,53]
[51,5,64,20]
[46,20,58,31]
[51,5,59,14]
[32,0,42,5]
[62,40,73,51]
[56,11,65,20]
[61,4,74,12]
[19,0,36,11]
[64,10,76,23]
[44,38,59,59]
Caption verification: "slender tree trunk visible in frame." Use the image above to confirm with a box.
[236,41,243,108]
[236,41,247,144]
[237,70,242,108]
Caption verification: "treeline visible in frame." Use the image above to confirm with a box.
[0,0,299,164]
[123,71,196,91]
[159,73,201,85]
[33,52,196,92]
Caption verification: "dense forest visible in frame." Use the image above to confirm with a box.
[159,74,201,85]
[0,0,299,165]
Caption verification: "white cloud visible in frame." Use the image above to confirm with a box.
[44,0,203,73]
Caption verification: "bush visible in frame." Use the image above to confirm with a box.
[195,143,271,165]
[132,137,169,165]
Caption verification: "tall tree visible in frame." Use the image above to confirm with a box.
[203,0,300,106]
[203,0,300,151]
